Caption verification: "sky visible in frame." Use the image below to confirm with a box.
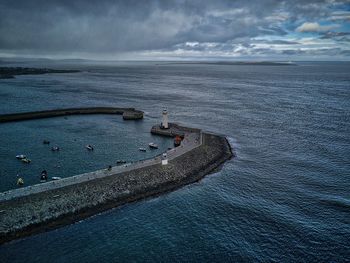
[0,0,349,61]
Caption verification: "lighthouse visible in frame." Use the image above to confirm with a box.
[161,109,169,129]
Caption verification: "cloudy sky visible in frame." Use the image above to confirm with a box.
[0,0,349,60]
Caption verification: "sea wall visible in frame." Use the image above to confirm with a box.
[0,133,232,244]
[151,123,201,137]
[0,107,144,122]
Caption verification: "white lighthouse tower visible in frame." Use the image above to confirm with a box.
[161,109,169,129]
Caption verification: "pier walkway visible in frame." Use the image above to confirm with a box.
[0,128,202,202]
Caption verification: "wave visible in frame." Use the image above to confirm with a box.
[320,196,350,212]
[226,136,238,158]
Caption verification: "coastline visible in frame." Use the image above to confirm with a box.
[0,67,80,79]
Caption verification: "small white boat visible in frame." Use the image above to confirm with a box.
[17,177,24,186]
[139,148,146,152]
[51,146,60,151]
[21,157,31,163]
[16,154,26,159]
[52,177,62,180]
[86,145,94,151]
[148,143,158,149]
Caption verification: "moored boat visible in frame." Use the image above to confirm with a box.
[174,135,182,147]
[21,157,31,163]
[40,170,48,182]
[16,154,26,159]
[51,146,60,151]
[139,147,146,152]
[17,177,24,186]
[86,144,94,151]
[148,142,158,149]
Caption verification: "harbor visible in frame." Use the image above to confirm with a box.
[0,109,233,244]
[0,125,202,202]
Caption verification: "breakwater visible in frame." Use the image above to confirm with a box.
[0,107,144,122]
[0,123,232,244]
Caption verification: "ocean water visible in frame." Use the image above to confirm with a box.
[0,115,173,192]
[0,61,349,262]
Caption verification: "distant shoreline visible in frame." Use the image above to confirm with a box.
[0,67,80,79]
[158,61,297,66]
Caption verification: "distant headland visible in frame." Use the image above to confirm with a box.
[0,67,80,79]
[161,61,296,66]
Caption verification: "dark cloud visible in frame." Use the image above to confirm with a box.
[0,0,349,59]
[340,49,350,55]
[320,31,350,39]
[253,40,300,45]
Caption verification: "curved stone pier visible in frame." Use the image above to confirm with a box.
[0,122,232,244]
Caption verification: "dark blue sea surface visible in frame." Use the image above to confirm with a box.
[0,61,349,262]
[0,115,173,192]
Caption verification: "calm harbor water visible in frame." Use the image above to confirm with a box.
[0,115,173,192]
[0,61,349,262]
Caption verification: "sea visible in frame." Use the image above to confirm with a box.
[0,60,349,262]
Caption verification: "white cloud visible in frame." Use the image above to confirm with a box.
[296,22,339,32]
[185,42,199,47]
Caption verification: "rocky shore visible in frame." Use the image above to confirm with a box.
[0,67,79,79]
[0,132,232,244]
